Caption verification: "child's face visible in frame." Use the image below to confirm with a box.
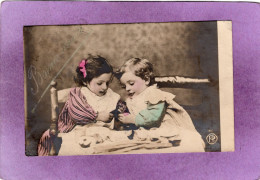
[120,71,148,99]
[87,73,112,96]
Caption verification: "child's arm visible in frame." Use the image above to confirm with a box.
[118,113,135,124]
[135,102,166,128]
[96,111,114,122]
[118,102,166,128]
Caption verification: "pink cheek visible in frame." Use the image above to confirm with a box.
[134,83,142,89]
[94,85,99,91]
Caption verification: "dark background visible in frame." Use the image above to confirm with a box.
[24,21,220,155]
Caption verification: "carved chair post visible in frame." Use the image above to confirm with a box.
[49,81,58,156]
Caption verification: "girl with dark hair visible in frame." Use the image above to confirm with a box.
[38,55,128,156]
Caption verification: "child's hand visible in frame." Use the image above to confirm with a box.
[96,111,114,122]
[118,113,135,124]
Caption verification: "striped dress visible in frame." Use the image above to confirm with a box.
[38,87,98,156]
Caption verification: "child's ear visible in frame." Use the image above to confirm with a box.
[145,77,150,86]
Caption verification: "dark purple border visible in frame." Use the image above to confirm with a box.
[1,2,260,179]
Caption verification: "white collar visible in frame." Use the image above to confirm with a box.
[80,86,120,114]
[81,86,111,101]
[128,84,158,101]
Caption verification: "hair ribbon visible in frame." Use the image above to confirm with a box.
[79,60,87,78]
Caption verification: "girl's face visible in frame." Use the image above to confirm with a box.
[120,71,149,99]
[87,73,112,96]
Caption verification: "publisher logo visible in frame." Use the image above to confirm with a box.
[206,133,218,145]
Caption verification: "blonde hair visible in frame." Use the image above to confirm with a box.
[117,58,155,85]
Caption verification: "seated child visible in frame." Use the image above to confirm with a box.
[116,58,205,152]
[38,55,127,156]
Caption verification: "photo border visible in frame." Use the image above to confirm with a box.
[217,21,234,152]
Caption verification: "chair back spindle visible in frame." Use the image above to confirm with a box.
[49,81,58,155]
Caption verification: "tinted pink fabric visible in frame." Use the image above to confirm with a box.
[38,87,97,156]
[79,60,87,78]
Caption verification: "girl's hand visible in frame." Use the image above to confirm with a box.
[118,113,135,124]
[96,111,114,122]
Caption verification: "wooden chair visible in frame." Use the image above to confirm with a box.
[49,81,70,155]
[48,76,212,155]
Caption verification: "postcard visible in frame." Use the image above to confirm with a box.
[1,2,259,180]
[24,21,234,156]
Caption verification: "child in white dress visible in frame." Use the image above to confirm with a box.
[116,58,205,152]
[38,55,125,155]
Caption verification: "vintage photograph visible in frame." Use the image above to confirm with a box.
[24,21,234,156]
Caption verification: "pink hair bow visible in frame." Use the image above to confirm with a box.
[79,60,87,78]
